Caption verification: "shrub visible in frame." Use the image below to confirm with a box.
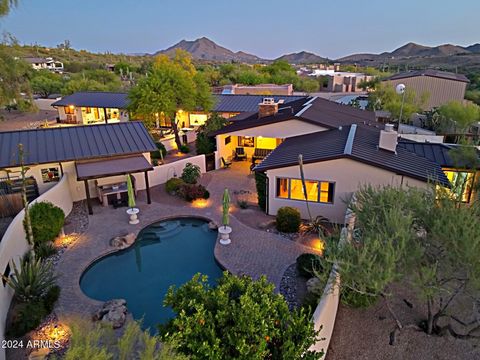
[179,145,190,154]
[276,206,301,233]
[181,163,201,184]
[195,133,215,155]
[296,253,323,278]
[165,177,185,194]
[7,301,47,337]
[254,171,267,211]
[26,201,65,245]
[34,242,57,260]
[161,273,321,359]
[4,255,57,302]
[43,285,61,313]
[178,184,209,202]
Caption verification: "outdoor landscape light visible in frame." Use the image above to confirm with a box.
[395,83,406,124]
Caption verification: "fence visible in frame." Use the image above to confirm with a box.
[0,173,74,360]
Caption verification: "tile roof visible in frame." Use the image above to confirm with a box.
[212,94,307,112]
[0,121,157,168]
[254,125,450,186]
[51,92,130,109]
[386,69,469,83]
[210,96,378,136]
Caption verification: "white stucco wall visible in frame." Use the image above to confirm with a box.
[0,174,73,360]
[227,119,327,138]
[148,155,206,187]
[266,158,428,223]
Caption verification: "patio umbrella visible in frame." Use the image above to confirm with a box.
[127,174,136,209]
[222,188,230,229]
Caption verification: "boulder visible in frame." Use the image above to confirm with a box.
[208,221,218,230]
[93,298,128,329]
[109,234,135,249]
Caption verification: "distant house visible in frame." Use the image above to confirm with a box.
[0,122,157,214]
[217,84,294,96]
[309,70,374,93]
[23,57,64,73]
[382,70,469,110]
[51,92,130,125]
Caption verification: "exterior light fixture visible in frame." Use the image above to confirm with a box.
[395,83,406,125]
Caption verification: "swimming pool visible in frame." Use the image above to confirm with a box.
[80,217,223,331]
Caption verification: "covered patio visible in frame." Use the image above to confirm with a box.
[76,155,153,215]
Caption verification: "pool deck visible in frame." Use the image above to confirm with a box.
[55,162,315,321]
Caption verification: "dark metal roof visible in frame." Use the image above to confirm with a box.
[0,121,157,169]
[211,96,378,136]
[397,140,480,169]
[76,155,153,180]
[255,125,450,186]
[212,94,307,112]
[386,69,469,83]
[51,92,129,109]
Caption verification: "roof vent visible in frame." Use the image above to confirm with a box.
[262,97,275,105]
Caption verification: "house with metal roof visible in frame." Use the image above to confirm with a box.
[382,69,469,110]
[253,124,451,223]
[211,96,378,168]
[0,121,157,214]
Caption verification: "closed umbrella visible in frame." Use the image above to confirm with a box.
[222,188,230,229]
[127,174,136,209]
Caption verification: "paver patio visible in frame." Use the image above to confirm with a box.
[55,161,314,321]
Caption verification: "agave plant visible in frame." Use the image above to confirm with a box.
[3,254,57,302]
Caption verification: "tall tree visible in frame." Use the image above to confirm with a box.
[128,49,213,148]
[0,0,17,17]
[437,100,480,138]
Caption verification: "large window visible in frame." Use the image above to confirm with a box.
[41,167,60,183]
[276,177,334,203]
[444,170,475,203]
[64,106,75,115]
[238,136,255,147]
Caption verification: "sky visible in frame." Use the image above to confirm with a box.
[1,0,480,59]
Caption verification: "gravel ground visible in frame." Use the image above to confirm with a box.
[279,263,308,311]
[328,283,480,360]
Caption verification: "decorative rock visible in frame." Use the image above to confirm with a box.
[109,234,135,249]
[306,277,322,293]
[93,299,128,329]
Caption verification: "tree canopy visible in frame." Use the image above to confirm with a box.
[161,272,321,360]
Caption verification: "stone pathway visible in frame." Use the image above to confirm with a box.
[55,162,314,322]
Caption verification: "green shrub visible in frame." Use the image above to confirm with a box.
[276,206,301,233]
[181,163,201,184]
[195,133,215,155]
[203,190,210,199]
[43,285,61,313]
[179,144,190,153]
[254,171,267,211]
[165,178,185,194]
[34,242,57,260]
[7,301,47,337]
[341,287,379,308]
[26,201,65,245]
[296,253,323,278]
[237,200,248,209]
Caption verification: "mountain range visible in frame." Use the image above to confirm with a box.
[154,37,480,69]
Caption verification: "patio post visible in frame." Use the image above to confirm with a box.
[144,171,151,204]
[103,108,108,124]
[84,179,93,215]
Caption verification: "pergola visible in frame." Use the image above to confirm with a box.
[76,155,153,215]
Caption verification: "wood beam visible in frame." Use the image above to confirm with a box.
[84,179,93,215]
[144,171,151,204]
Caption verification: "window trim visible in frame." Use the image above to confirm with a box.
[275,177,335,204]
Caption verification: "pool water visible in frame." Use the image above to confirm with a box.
[80,218,223,331]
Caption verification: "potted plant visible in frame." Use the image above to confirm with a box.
[126,174,139,225]
[218,188,232,245]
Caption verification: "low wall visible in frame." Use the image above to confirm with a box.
[148,154,206,187]
[160,130,197,152]
[309,208,355,358]
[0,174,73,360]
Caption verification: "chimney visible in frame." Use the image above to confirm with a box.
[258,98,278,118]
[378,123,398,153]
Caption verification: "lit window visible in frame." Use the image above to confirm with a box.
[238,136,254,147]
[290,179,319,201]
[444,170,475,203]
[64,106,75,115]
[277,178,289,198]
[41,167,60,183]
[319,181,334,203]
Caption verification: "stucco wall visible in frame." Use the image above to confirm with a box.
[266,158,427,223]
[226,119,327,138]
[148,155,206,187]
[0,174,73,360]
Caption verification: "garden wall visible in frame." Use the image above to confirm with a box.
[160,130,197,151]
[0,174,73,360]
[309,208,356,358]
[148,154,206,187]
